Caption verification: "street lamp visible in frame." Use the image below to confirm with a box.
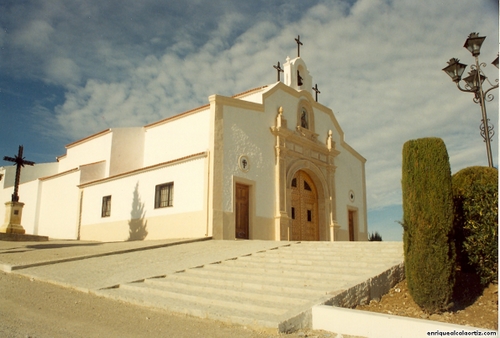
[442,32,499,168]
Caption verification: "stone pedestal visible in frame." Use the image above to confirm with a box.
[0,201,26,234]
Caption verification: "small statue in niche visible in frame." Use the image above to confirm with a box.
[301,109,308,129]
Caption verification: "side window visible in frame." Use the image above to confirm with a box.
[101,195,111,217]
[155,182,174,208]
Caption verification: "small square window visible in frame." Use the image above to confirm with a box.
[102,195,111,217]
[155,182,174,208]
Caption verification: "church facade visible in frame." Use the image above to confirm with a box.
[0,55,368,242]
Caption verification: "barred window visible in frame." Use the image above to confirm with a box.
[155,182,174,208]
[101,195,111,217]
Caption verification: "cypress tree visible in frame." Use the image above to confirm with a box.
[401,137,455,313]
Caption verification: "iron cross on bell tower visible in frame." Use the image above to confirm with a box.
[295,35,303,57]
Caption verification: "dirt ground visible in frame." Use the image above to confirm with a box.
[356,273,498,331]
[0,272,334,338]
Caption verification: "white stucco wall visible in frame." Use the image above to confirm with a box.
[109,127,145,176]
[143,109,210,166]
[37,170,81,239]
[0,179,40,235]
[79,155,208,241]
[222,105,275,219]
[80,161,106,185]
[1,162,59,188]
[59,131,113,174]
[334,148,368,239]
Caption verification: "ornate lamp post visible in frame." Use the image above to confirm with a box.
[442,32,499,168]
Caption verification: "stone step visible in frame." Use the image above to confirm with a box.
[254,247,403,257]
[220,257,392,270]
[237,251,402,264]
[119,282,287,316]
[96,241,405,332]
[178,267,354,290]
[144,276,313,305]
[99,286,285,328]
[283,241,402,247]
[275,244,402,253]
[158,271,336,296]
[234,255,399,268]
[200,261,368,279]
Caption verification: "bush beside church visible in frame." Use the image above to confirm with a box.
[402,137,455,313]
[401,137,498,314]
[452,166,498,286]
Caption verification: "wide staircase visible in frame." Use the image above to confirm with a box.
[97,241,404,332]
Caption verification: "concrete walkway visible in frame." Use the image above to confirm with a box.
[0,237,404,332]
[0,238,290,290]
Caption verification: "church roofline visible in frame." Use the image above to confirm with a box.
[231,85,269,99]
[209,94,264,112]
[39,167,80,181]
[64,129,112,150]
[144,104,210,129]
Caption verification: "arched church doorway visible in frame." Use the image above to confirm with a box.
[290,170,319,241]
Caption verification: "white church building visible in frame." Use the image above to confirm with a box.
[1,54,368,242]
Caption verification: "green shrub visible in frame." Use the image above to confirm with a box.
[368,231,383,241]
[401,137,455,313]
[452,166,498,285]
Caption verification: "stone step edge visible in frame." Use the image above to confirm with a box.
[119,282,286,316]
[179,267,362,285]
[277,262,406,333]
[200,262,373,278]
[216,258,398,270]
[95,286,289,329]
[158,272,340,296]
[143,276,328,305]
[226,256,401,268]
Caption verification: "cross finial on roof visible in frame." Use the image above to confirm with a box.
[273,61,284,82]
[295,35,303,57]
[313,84,321,102]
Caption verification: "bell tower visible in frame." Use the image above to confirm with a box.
[283,56,313,94]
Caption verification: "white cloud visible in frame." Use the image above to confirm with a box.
[13,19,54,52]
[2,0,498,213]
[45,57,81,85]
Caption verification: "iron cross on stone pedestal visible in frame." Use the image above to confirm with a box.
[3,145,35,202]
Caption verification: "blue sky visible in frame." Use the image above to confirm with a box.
[1,0,498,241]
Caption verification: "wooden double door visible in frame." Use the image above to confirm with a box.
[290,170,319,241]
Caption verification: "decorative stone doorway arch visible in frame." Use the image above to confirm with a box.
[286,160,331,241]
